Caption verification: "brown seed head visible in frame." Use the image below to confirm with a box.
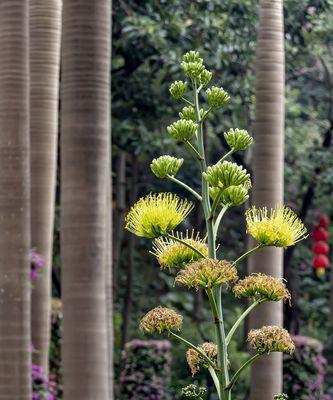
[139,306,183,334]
[186,342,218,375]
[233,273,291,304]
[248,325,295,355]
[175,259,238,289]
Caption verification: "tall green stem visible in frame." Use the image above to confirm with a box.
[206,289,230,400]
[193,79,230,399]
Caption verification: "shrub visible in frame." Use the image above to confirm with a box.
[283,335,331,399]
[120,339,172,400]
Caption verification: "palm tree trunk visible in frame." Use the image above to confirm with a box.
[0,1,31,398]
[249,1,285,399]
[121,154,138,348]
[106,91,114,400]
[61,0,111,398]
[30,0,62,372]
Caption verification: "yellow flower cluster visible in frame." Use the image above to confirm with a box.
[248,326,295,355]
[233,273,291,304]
[139,306,183,334]
[125,193,193,239]
[245,206,308,247]
[175,259,238,289]
[151,231,208,269]
[186,342,218,375]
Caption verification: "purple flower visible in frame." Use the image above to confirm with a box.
[307,6,316,14]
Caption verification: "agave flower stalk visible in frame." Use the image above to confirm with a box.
[126,51,307,400]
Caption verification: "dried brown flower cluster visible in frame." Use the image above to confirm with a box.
[186,342,218,375]
[139,306,183,334]
[248,325,295,355]
[233,273,291,304]
[175,259,238,289]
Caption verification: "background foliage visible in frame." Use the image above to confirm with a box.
[110,0,333,398]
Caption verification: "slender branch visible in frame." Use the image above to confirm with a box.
[180,96,194,107]
[232,244,264,266]
[225,354,262,390]
[218,149,235,164]
[209,190,224,220]
[201,106,213,122]
[169,331,217,370]
[226,299,265,345]
[184,140,204,161]
[213,205,229,240]
[208,366,221,398]
[165,234,207,259]
[167,175,202,202]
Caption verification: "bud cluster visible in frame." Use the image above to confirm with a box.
[224,128,253,151]
[150,155,183,179]
[203,161,250,189]
[206,86,230,108]
[181,384,207,399]
[169,80,187,99]
[167,119,198,141]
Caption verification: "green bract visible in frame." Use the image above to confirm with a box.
[167,120,198,141]
[150,155,184,179]
[205,86,230,108]
[181,61,205,80]
[199,69,212,85]
[203,161,250,189]
[169,81,187,99]
[224,128,253,151]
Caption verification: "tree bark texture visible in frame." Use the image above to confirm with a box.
[61,0,111,398]
[0,1,31,398]
[30,0,62,372]
[249,1,285,399]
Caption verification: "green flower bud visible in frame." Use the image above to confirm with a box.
[181,61,205,80]
[167,120,198,141]
[169,81,187,99]
[179,106,196,121]
[150,155,184,179]
[224,128,253,151]
[205,86,230,108]
[183,50,203,64]
[221,185,249,206]
[179,106,204,121]
[181,384,207,399]
[203,161,250,189]
[274,395,289,400]
[199,69,212,85]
